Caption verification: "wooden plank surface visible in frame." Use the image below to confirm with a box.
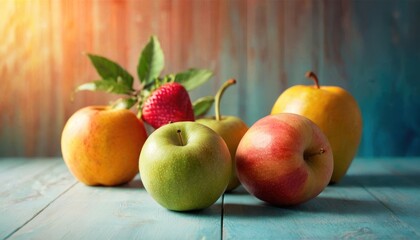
[0,159,76,240]
[1,158,420,239]
[223,158,420,239]
[8,168,222,239]
[345,158,420,235]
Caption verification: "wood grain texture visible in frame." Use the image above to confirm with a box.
[223,158,420,239]
[0,159,76,239]
[10,174,223,240]
[1,0,419,157]
[2,157,420,239]
[344,158,420,234]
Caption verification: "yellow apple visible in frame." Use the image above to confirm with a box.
[271,71,362,183]
[61,106,148,186]
[197,79,248,191]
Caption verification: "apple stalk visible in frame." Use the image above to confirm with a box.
[304,148,326,160]
[305,71,320,89]
[215,79,237,121]
[176,129,185,146]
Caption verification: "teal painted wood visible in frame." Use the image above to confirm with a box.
[9,169,223,239]
[343,158,420,235]
[2,158,420,239]
[0,159,76,239]
[240,0,420,157]
[222,158,420,239]
[0,159,28,174]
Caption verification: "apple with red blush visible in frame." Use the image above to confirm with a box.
[235,113,333,206]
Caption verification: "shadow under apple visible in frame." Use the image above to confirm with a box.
[332,173,420,188]
[223,196,384,218]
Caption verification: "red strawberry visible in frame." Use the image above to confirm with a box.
[141,82,195,129]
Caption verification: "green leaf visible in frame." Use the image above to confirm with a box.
[174,69,213,91]
[87,54,134,88]
[137,35,164,85]
[111,97,138,110]
[193,96,215,118]
[76,79,134,95]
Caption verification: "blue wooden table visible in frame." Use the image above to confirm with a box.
[1,157,419,239]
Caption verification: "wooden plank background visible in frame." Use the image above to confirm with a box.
[1,0,419,157]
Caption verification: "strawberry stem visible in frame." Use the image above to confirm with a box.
[215,79,236,121]
[305,71,320,89]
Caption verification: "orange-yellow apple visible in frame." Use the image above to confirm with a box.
[197,79,248,191]
[271,71,362,183]
[235,113,333,206]
[139,122,231,211]
[61,106,148,186]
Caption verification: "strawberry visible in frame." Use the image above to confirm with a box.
[77,36,215,131]
[141,82,195,129]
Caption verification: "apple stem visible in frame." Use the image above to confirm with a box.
[215,79,237,121]
[176,129,185,146]
[305,71,320,89]
[305,148,325,160]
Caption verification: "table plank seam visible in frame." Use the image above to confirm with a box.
[2,158,419,239]
[4,181,78,240]
[221,194,225,240]
[362,186,420,238]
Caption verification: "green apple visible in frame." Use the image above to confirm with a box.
[197,79,248,191]
[139,121,231,211]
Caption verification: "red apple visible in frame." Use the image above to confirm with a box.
[271,71,362,183]
[235,113,333,206]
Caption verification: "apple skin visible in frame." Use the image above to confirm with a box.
[197,116,248,191]
[271,73,362,183]
[139,121,231,211]
[235,113,333,206]
[61,106,148,186]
